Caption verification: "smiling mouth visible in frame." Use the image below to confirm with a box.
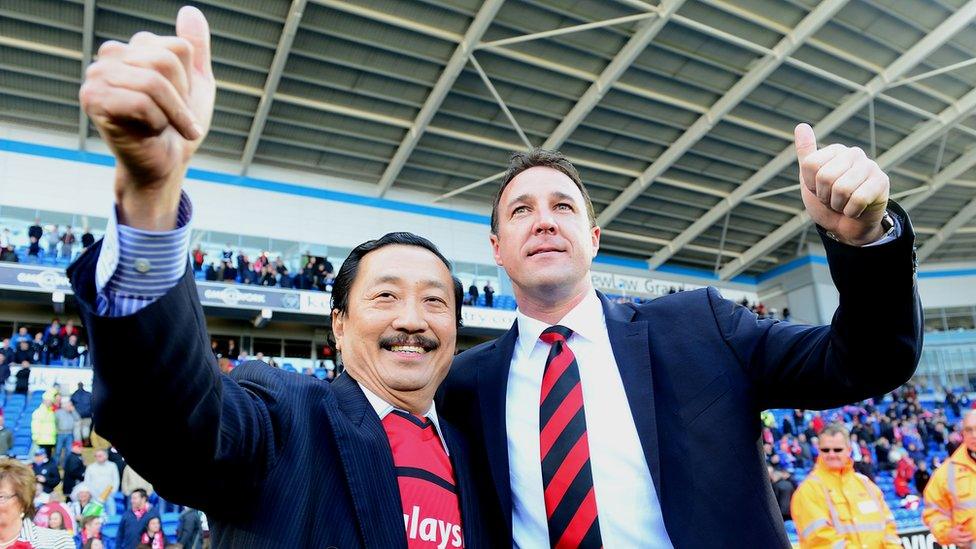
[388,345,428,354]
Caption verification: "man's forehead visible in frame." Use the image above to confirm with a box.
[506,167,582,198]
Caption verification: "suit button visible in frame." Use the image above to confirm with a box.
[134,258,151,273]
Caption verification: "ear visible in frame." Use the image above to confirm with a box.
[590,225,601,257]
[331,309,344,351]
[489,233,503,267]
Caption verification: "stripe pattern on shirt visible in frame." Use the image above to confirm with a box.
[95,193,193,317]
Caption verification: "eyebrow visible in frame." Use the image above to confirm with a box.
[373,274,450,291]
[506,191,579,211]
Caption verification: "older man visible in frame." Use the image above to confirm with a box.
[924,410,976,546]
[791,424,900,548]
[72,9,485,547]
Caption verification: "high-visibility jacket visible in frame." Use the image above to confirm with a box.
[923,444,976,545]
[791,457,901,548]
[30,404,56,446]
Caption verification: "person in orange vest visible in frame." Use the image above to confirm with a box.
[923,409,976,546]
[791,423,901,548]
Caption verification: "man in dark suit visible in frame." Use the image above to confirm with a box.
[439,141,922,547]
[74,7,486,548]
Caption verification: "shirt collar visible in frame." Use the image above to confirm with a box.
[356,381,450,456]
[515,288,605,354]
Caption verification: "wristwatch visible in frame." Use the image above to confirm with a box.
[879,211,896,238]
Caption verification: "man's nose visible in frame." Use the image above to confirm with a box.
[391,300,429,333]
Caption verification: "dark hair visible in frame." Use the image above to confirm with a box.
[490,148,596,234]
[131,488,148,501]
[330,232,463,327]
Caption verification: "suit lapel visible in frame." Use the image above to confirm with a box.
[477,322,518,524]
[600,292,664,504]
[443,423,482,549]
[325,374,407,549]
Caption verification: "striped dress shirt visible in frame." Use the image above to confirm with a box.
[95,192,193,317]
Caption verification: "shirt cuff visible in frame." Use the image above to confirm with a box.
[94,193,193,316]
[861,215,902,248]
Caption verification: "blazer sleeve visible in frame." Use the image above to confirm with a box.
[712,201,922,411]
[67,243,293,512]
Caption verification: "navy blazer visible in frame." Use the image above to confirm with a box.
[439,204,923,548]
[67,245,486,549]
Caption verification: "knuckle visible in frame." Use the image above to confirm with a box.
[130,31,157,43]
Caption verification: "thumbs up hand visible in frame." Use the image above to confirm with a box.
[79,6,216,231]
[794,123,890,246]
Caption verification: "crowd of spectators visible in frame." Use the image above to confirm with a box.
[195,245,336,292]
[762,382,960,521]
[0,320,87,373]
[464,280,496,307]
[0,220,95,264]
[1,381,207,548]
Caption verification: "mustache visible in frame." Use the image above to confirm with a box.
[379,334,439,352]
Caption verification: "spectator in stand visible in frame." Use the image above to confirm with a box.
[140,515,165,549]
[0,229,10,252]
[32,397,57,459]
[204,262,218,281]
[45,509,68,533]
[62,334,82,367]
[61,320,79,340]
[12,341,33,365]
[12,327,31,347]
[221,244,233,263]
[72,382,94,446]
[60,225,77,260]
[177,507,203,549]
[945,387,961,418]
[54,399,80,467]
[32,449,61,494]
[81,227,95,252]
[0,355,7,393]
[76,515,103,548]
[313,262,328,290]
[63,441,86,497]
[0,460,75,548]
[68,485,105,522]
[83,450,120,513]
[0,339,13,365]
[0,244,17,263]
[46,225,61,257]
[259,264,276,286]
[221,260,236,282]
[483,280,494,308]
[117,489,160,549]
[44,320,63,363]
[30,332,46,365]
[894,454,915,498]
[226,339,237,361]
[28,218,43,253]
[914,459,931,494]
[0,415,12,457]
[467,281,478,306]
[236,252,252,284]
[769,466,795,521]
[192,245,206,272]
[14,362,31,395]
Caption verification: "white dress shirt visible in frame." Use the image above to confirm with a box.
[507,290,673,548]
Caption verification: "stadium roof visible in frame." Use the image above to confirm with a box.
[3,0,976,277]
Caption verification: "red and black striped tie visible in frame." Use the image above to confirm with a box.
[539,325,602,549]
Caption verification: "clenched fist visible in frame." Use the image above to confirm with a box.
[794,123,890,246]
[79,6,216,231]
